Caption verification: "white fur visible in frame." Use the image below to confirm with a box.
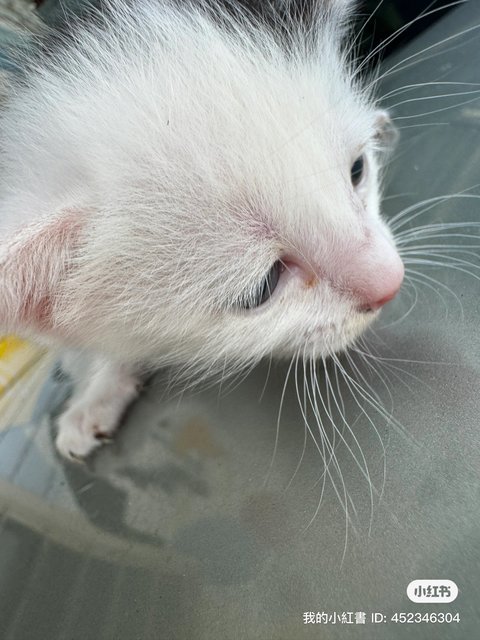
[0,0,404,457]
[55,356,140,459]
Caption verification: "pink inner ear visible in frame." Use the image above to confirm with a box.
[1,210,83,334]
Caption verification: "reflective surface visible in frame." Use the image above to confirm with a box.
[0,3,479,639]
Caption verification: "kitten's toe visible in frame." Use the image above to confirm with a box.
[93,427,114,442]
[67,451,87,464]
[54,360,139,460]
[55,405,118,460]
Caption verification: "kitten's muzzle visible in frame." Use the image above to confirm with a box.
[353,246,404,313]
[359,288,401,312]
[331,230,405,313]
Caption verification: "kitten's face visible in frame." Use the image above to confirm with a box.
[164,113,403,368]
[0,0,404,373]
[72,95,403,371]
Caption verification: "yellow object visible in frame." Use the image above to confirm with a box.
[0,336,45,396]
[0,336,55,430]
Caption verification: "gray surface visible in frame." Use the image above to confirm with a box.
[0,3,479,639]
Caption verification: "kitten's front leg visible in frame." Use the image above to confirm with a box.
[55,355,141,460]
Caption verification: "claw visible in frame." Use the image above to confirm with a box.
[68,451,86,463]
[93,429,113,442]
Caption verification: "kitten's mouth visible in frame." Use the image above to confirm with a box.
[302,308,379,354]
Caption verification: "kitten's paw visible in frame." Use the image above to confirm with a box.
[55,402,120,461]
[54,359,140,460]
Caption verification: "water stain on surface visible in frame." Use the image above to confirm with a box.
[173,418,223,458]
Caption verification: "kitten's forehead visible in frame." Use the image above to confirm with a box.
[12,0,372,214]
[194,75,374,205]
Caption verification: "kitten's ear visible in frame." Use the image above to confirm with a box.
[0,210,82,336]
[324,0,355,16]
[281,0,353,7]
[322,0,356,36]
[375,109,399,152]
[327,0,354,8]
[279,0,354,23]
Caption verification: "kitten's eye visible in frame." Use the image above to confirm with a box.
[350,154,365,187]
[240,260,283,310]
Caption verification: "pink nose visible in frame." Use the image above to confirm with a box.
[322,227,404,313]
[357,250,404,311]
[361,287,401,312]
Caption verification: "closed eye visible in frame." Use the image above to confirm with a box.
[236,260,284,310]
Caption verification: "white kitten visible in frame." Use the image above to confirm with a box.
[0,0,403,459]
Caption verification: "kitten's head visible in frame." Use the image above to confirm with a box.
[0,0,403,375]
